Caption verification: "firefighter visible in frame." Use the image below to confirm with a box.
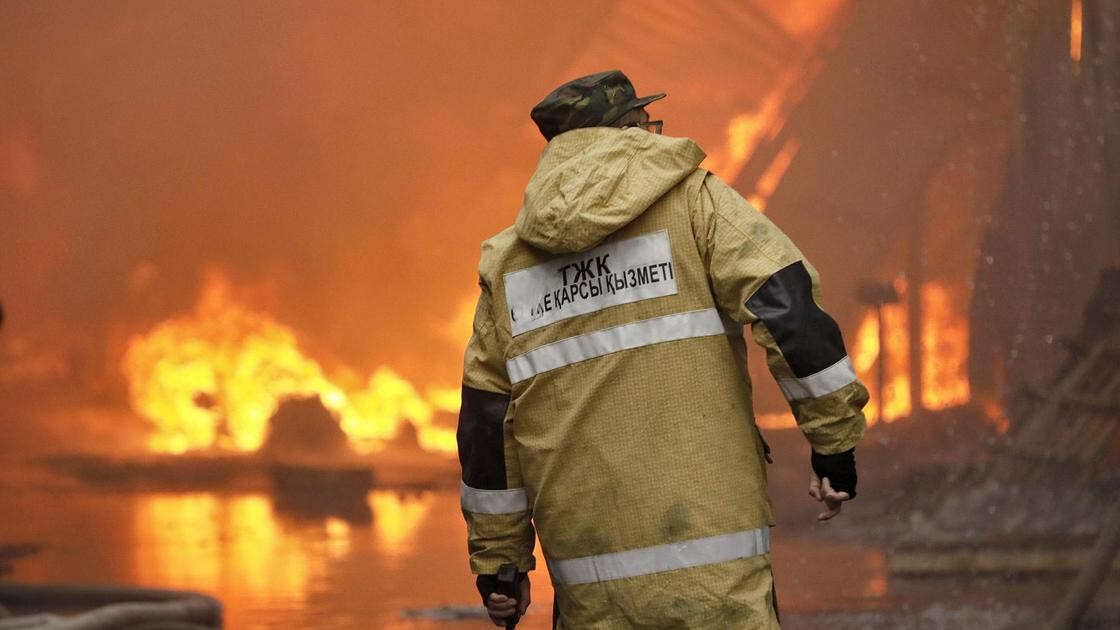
[457,70,868,629]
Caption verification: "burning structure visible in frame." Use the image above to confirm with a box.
[733,1,1118,431]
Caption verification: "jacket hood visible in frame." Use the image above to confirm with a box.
[516,127,706,254]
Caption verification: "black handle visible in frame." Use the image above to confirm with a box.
[496,563,521,629]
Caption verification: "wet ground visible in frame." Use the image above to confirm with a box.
[1,447,1115,628]
[0,486,901,629]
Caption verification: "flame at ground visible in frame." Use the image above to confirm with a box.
[850,281,971,424]
[920,284,970,410]
[134,493,313,599]
[122,273,459,455]
[981,398,1011,434]
[851,299,911,423]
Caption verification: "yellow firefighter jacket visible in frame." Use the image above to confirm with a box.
[457,127,868,629]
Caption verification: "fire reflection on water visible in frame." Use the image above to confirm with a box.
[862,553,889,598]
[324,517,352,559]
[368,491,436,559]
[133,493,315,601]
[131,490,437,603]
[1,487,891,628]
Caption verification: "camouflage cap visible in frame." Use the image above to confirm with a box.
[531,70,666,141]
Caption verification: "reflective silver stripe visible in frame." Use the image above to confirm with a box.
[550,527,771,585]
[506,308,742,384]
[460,482,529,514]
[777,355,858,401]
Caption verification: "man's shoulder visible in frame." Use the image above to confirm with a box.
[480,224,519,251]
[477,223,520,277]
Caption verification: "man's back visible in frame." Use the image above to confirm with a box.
[459,71,866,630]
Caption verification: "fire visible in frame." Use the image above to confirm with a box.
[703,76,790,187]
[747,138,800,212]
[704,2,843,209]
[920,284,970,410]
[850,281,970,423]
[122,271,458,455]
[851,297,911,423]
[1071,0,1083,65]
[768,0,847,37]
[756,412,796,430]
[981,399,1011,434]
[369,490,436,554]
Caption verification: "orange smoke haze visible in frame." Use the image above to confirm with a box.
[1,2,855,452]
[1,1,994,453]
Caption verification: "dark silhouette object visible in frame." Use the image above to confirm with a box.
[35,453,258,490]
[260,395,352,459]
[0,544,41,577]
[0,582,221,629]
[261,396,374,523]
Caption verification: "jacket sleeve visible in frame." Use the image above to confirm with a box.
[457,274,536,574]
[691,172,868,454]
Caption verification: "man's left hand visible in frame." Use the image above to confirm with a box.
[483,574,530,626]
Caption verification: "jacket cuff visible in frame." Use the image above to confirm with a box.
[470,554,536,575]
[810,447,857,498]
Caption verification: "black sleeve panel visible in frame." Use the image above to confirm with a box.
[745,261,847,378]
[457,384,511,490]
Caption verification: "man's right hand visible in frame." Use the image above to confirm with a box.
[484,575,530,626]
[808,448,857,521]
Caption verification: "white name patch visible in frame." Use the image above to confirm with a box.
[504,230,678,336]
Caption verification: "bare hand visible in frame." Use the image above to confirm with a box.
[485,575,530,626]
[809,473,851,521]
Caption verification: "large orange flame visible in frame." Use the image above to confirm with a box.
[850,280,971,424]
[919,283,970,410]
[747,138,800,212]
[703,87,788,186]
[851,298,911,423]
[121,271,459,455]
